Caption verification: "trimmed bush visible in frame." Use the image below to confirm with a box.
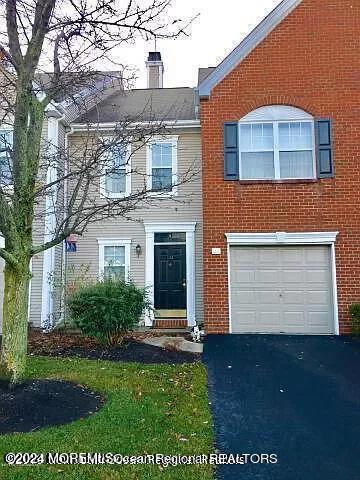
[67,279,149,345]
[349,304,360,335]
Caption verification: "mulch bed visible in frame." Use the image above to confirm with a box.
[28,330,200,364]
[0,379,104,434]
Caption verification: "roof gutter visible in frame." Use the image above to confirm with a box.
[70,119,201,132]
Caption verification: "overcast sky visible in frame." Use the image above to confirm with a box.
[116,0,281,89]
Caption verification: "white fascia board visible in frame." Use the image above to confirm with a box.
[226,232,339,245]
[70,119,201,132]
[198,0,303,98]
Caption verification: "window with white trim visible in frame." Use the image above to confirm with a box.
[98,240,131,281]
[0,130,13,185]
[100,141,131,198]
[239,106,315,180]
[148,137,177,193]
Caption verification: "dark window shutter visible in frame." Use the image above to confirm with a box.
[315,119,334,178]
[224,122,239,180]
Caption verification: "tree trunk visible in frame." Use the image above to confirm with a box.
[1,259,31,385]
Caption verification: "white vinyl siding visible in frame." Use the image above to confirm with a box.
[67,130,203,327]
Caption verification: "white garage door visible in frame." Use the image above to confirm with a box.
[230,245,334,334]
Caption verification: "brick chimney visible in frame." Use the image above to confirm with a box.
[146,52,164,89]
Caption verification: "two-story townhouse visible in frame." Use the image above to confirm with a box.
[198,0,359,335]
[66,55,203,329]
[0,53,203,331]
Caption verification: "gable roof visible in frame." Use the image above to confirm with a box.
[76,87,197,124]
[198,0,303,98]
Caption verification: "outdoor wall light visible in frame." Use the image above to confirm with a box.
[135,244,142,257]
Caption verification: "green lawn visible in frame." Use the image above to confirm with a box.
[0,357,214,479]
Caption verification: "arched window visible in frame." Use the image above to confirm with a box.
[239,105,315,180]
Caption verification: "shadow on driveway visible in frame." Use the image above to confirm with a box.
[203,335,360,480]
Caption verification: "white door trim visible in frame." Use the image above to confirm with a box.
[226,231,339,335]
[144,222,197,327]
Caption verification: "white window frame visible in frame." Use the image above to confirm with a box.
[97,239,131,281]
[100,139,131,199]
[146,136,178,196]
[238,106,316,181]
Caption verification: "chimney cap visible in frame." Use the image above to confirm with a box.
[147,51,162,62]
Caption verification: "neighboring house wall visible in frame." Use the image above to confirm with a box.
[200,0,359,333]
[32,116,67,329]
[28,115,67,329]
[66,128,203,326]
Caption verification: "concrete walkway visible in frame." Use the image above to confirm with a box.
[141,336,203,354]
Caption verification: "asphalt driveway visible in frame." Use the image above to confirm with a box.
[203,335,360,480]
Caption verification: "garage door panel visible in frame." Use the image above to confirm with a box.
[306,269,328,283]
[283,311,305,326]
[259,248,281,264]
[309,311,331,328]
[282,290,305,304]
[305,247,329,264]
[232,290,256,304]
[282,269,305,283]
[231,311,257,327]
[231,268,255,283]
[308,290,330,305]
[259,311,282,326]
[255,269,281,283]
[281,248,303,264]
[232,248,257,265]
[230,245,334,334]
[258,290,282,304]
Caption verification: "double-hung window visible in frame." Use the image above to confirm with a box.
[0,130,13,186]
[101,141,130,198]
[239,109,315,180]
[98,239,131,281]
[148,137,178,193]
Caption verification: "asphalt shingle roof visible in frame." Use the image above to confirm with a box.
[76,87,197,124]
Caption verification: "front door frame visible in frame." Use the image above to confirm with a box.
[144,222,196,327]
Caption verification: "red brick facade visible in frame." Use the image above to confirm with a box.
[200,0,360,334]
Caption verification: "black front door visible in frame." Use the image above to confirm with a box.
[154,244,186,310]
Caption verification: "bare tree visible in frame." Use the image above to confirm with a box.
[0,0,196,384]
